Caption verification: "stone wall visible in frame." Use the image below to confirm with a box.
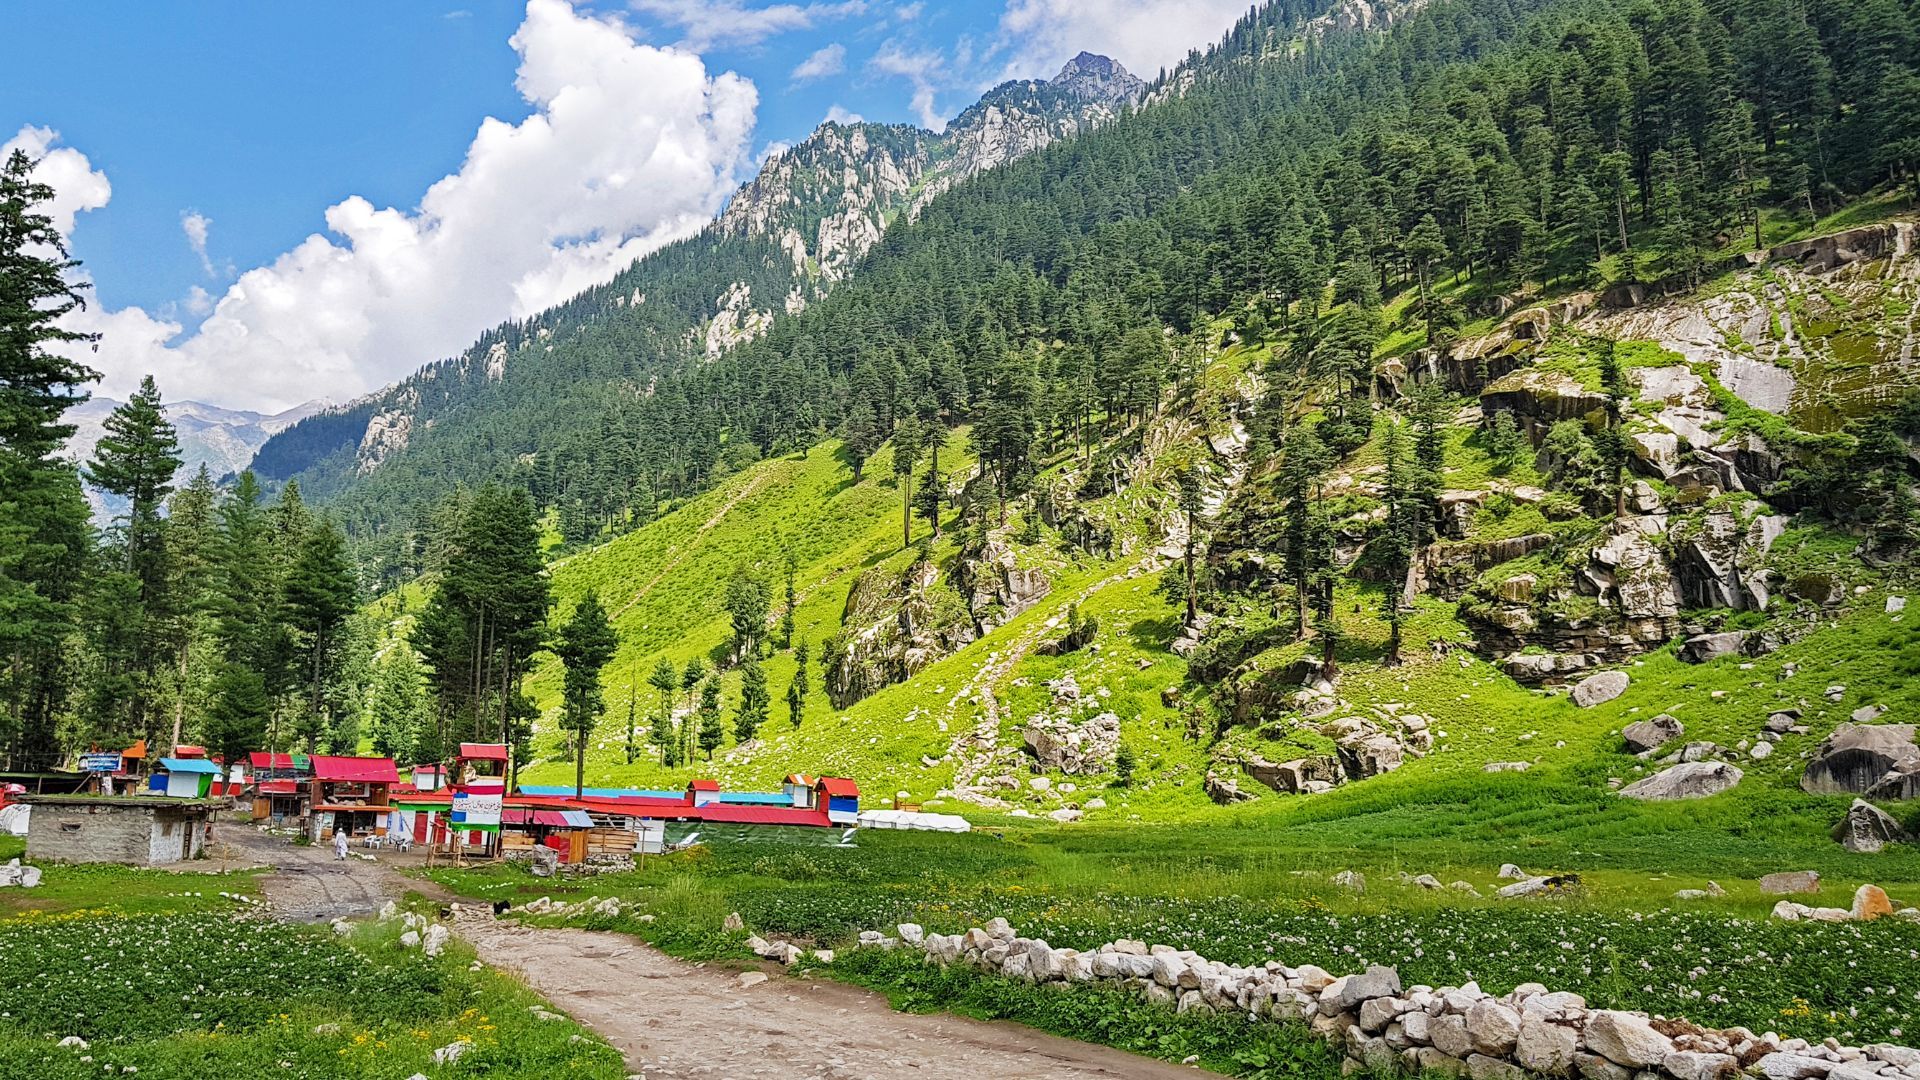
[852,918,1920,1080]
[26,803,169,865]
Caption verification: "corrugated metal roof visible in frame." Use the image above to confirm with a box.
[310,755,399,784]
[458,742,510,761]
[687,778,721,791]
[818,777,860,798]
[258,780,300,795]
[158,757,221,774]
[717,792,794,805]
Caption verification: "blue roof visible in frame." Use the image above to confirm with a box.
[158,758,221,774]
[718,792,793,805]
[518,784,684,799]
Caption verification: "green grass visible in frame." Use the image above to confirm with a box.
[0,907,624,1080]
[0,841,266,920]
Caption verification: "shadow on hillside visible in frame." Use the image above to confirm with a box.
[1128,615,1181,651]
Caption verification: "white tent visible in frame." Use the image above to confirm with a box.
[0,804,28,837]
[855,809,971,833]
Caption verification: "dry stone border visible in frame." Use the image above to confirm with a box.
[850,917,1920,1080]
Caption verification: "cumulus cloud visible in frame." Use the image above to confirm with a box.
[2,125,112,239]
[870,39,948,131]
[791,42,846,83]
[180,211,213,275]
[13,0,761,411]
[630,0,866,51]
[824,104,865,125]
[991,0,1245,81]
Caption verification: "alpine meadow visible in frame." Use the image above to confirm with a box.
[3,0,1920,1077]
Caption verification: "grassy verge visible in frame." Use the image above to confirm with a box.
[0,906,625,1080]
[0,839,266,919]
[423,825,1920,1046]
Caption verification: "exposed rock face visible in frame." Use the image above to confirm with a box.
[1244,753,1343,795]
[1678,631,1750,664]
[717,53,1144,281]
[1618,762,1743,800]
[961,538,1052,634]
[1831,799,1912,853]
[1204,771,1253,804]
[1670,508,1786,611]
[702,281,774,358]
[1801,724,1920,797]
[1622,715,1684,754]
[1023,708,1120,775]
[824,560,975,709]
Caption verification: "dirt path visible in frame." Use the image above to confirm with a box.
[458,918,1218,1080]
[614,469,772,620]
[212,825,447,921]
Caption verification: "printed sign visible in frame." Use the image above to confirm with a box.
[79,753,123,773]
[451,791,502,832]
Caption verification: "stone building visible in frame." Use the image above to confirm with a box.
[19,794,226,866]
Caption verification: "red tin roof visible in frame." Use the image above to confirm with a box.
[248,752,304,771]
[687,778,721,792]
[458,743,510,762]
[818,777,859,798]
[259,780,300,795]
[310,755,399,784]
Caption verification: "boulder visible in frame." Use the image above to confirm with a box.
[1584,1011,1674,1069]
[1831,799,1912,854]
[1618,762,1742,800]
[1678,631,1749,664]
[1204,771,1254,804]
[1023,710,1121,775]
[1497,863,1527,880]
[1622,715,1684,754]
[1801,724,1920,796]
[1516,1016,1580,1076]
[1571,671,1630,708]
[1332,870,1366,893]
[1758,871,1821,895]
[1326,965,1403,1011]
[1244,753,1342,795]
[1850,884,1894,921]
[1464,999,1522,1056]
[1496,874,1580,899]
[1664,1051,1740,1080]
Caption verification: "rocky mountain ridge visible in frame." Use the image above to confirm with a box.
[718,52,1145,285]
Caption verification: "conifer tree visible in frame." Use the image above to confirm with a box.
[283,518,357,748]
[555,590,616,798]
[734,654,768,743]
[697,679,723,760]
[648,658,678,766]
[787,637,810,729]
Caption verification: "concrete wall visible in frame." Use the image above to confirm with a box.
[26,803,207,866]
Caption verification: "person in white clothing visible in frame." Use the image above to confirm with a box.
[333,829,349,860]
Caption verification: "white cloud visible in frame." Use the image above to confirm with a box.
[893,2,924,21]
[870,39,948,131]
[181,211,213,275]
[2,125,111,239]
[791,42,846,83]
[184,285,214,316]
[824,104,865,125]
[630,0,866,51]
[992,0,1245,81]
[12,0,761,412]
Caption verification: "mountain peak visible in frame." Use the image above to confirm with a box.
[1049,52,1143,105]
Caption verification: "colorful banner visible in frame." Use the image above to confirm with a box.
[450,791,502,833]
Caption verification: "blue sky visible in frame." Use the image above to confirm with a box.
[0,1,1248,410]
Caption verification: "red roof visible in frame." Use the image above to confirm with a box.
[172,745,207,758]
[248,752,303,771]
[259,780,300,795]
[458,743,510,761]
[687,779,721,792]
[818,777,859,798]
[691,803,833,826]
[310,755,399,784]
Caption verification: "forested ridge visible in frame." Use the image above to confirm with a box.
[259,0,1918,587]
[4,0,1918,775]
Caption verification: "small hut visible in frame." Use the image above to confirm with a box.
[20,794,226,865]
[817,777,860,824]
[307,755,398,841]
[151,757,221,798]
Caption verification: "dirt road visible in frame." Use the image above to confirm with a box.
[219,825,1218,1077]
[460,918,1219,1080]
[213,825,431,921]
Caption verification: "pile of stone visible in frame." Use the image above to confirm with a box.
[852,917,1920,1080]
[1770,884,1919,924]
[1021,675,1121,775]
[517,894,640,921]
[0,858,42,888]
